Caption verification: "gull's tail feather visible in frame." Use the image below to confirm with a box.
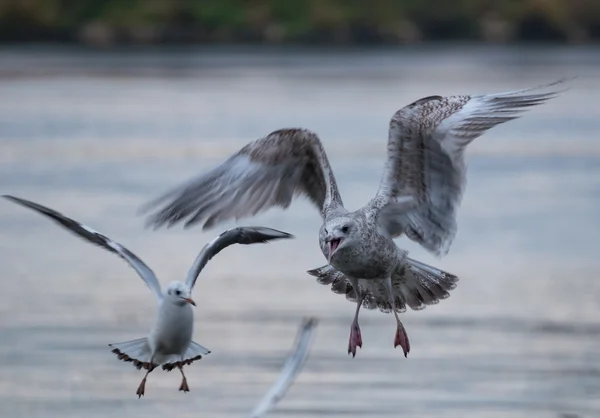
[369,258,459,313]
[109,337,154,370]
[308,257,459,313]
[161,341,211,371]
[396,257,459,310]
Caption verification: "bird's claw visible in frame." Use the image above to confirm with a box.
[179,377,190,393]
[347,323,363,358]
[394,323,410,358]
[136,377,147,398]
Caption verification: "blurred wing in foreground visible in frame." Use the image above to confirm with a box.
[249,317,318,418]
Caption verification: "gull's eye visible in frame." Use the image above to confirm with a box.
[175,290,181,296]
[341,225,349,233]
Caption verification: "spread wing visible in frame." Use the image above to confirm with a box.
[249,317,318,418]
[185,226,294,290]
[375,78,572,256]
[141,128,346,231]
[307,256,458,313]
[3,195,163,302]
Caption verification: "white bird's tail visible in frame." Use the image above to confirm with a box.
[109,337,154,370]
[162,341,211,371]
[109,338,211,371]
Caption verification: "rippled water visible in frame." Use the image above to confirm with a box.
[0,45,599,418]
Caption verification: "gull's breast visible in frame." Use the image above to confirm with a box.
[333,234,398,279]
[151,303,194,356]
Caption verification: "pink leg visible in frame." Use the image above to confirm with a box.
[385,276,410,357]
[348,291,364,357]
[393,310,410,357]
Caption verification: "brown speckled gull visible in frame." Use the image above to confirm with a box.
[141,79,571,358]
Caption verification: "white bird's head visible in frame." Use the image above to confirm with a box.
[165,281,196,307]
[320,217,358,264]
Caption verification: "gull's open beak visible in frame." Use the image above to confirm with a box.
[182,297,196,306]
[327,238,342,264]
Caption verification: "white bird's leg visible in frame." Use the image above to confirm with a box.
[384,276,410,357]
[178,364,190,393]
[348,277,364,358]
[136,362,155,398]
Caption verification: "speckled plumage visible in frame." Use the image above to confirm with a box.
[141,79,570,356]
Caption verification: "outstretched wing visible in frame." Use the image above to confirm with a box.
[249,317,318,418]
[375,78,572,256]
[185,226,294,290]
[141,128,346,231]
[307,256,458,313]
[3,195,163,302]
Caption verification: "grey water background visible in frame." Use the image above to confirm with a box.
[0,45,599,418]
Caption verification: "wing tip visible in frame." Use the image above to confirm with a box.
[306,268,319,277]
[494,76,576,99]
[136,201,154,216]
[142,216,162,231]
[550,75,578,87]
[531,76,575,97]
[246,226,295,241]
[2,194,22,204]
[301,316,319,329]
[2,195,54,216]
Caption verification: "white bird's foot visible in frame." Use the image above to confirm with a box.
[178,365,190,393]
[394,321,410,358]
[136,363,154,398]
[347,322,362,357]
[179,377,190,393]
[136,377,147,398]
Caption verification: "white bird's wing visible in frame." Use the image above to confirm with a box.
[140,128,346,231]
[375,78,572,256]
[3,195,163,302]
[185,226,294,290]
[249,317,318,418]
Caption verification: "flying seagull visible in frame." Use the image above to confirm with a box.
[250,317,318,418]
[140,79,570,357]
[3,195,293,397]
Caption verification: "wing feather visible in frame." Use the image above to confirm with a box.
[3,195,163,302]
[142,128,346,230]
[375,78,572,256]
[185,226,293,290]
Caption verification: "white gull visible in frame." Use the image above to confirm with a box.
[3,195,293,397]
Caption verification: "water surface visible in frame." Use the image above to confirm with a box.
[0,45,599,418]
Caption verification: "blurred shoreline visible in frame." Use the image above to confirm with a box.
[0,43,598,78]
[1,0,600,46]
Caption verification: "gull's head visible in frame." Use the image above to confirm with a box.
[165,281,196,307]
[320,217,357,264]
